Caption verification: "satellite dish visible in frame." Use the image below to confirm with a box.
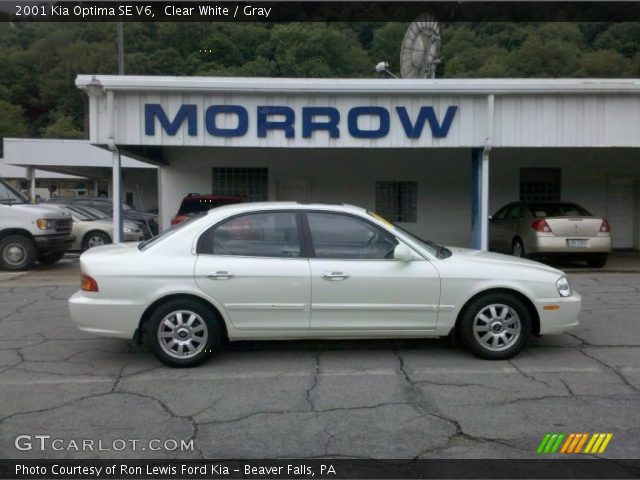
[400,14,442,79]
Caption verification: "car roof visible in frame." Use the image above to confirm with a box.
[182,195,245,201]
[205,201,366,216]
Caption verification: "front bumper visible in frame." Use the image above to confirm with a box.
[69,291,144,339]
[535,291,582,334]
[34,233,74,252]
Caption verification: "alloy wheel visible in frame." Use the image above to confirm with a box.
[472,304,522,352]
[157,310,209,359]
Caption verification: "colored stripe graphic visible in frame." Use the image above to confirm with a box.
[584,433,614,454]
[541,433,614,455]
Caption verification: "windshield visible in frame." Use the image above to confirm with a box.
[367,211,450,259]
[62,206,92,221]
[178,198,243,215]
[79,206,110,220]
[529,203,592,218]
[0,179,28,204]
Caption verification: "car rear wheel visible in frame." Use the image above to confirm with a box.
[82,231,111,250]
[587,254,608,268]
[38,250,65,265]
[147,299,221,367]
[460,293,532,360]
[512,239,526,258]
[0,234,37,271]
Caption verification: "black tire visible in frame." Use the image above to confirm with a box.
[512,238,526,258]
[146,298,221,368]
[38,250,66,265]
[587,254,608,268]
[0,234,37,271]
[459,293,532,360]
[82,231,111,250]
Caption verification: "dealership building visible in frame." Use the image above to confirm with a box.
[69,75,640,249]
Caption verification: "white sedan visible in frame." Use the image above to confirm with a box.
[69,202,581,367]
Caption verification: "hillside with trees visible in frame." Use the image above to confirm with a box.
[0,22,638,146]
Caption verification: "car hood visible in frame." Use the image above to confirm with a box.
[445,246,563,276]
[4,203,71,218]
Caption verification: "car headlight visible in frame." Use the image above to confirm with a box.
[36,219,55,230]
[123,226,135,233]
[556,276,572,297]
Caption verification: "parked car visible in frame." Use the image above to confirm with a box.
[47,196,158,236]
[51,205,144,250]
[171,193,246,226]
[69,202,581,367]
[0,178,73,270]
[489,201,611,268]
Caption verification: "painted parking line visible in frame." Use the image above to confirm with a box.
[0,366,611,385]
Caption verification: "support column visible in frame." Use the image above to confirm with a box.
[94,179,99,196]
[471,148,490,250]
[26,166,36,203]
[112,149,123,243]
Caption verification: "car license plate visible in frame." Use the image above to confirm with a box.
[567,239,587,248]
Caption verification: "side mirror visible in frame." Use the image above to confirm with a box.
[393,243,419,262]
[488,215,493,222]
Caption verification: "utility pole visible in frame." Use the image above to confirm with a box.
[117,22,125,74]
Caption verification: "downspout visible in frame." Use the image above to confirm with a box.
[480,94,495,251]
[106,89,123,243]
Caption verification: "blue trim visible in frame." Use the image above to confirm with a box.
[470,148,483,250]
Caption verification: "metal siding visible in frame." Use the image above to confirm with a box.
[93,91,640,148]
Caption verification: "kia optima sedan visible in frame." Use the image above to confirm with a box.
[69,202,581,367]
[489,201,611,268]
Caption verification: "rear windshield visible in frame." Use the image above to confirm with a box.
[529,203,592,218]
[178,198,242,215]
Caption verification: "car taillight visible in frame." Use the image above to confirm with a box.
[531,219,552,233]
[599,220,610,233]
[171,215,187,226]
[81,273,99,292]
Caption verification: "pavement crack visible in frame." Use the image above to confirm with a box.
[509,361,553,388]
[578,349,639,392]
[306,351,321,411]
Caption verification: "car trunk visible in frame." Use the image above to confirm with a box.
[545,217,603,237]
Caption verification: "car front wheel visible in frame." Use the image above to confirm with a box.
[512,239,526,258]
[460,293,532,360]
[147,299,221,367]
[0,234,37,271]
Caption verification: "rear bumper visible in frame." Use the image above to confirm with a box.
[34,233,74,252]
[535,291,582,335]
[68,291,144,339]
[530,236,611,254]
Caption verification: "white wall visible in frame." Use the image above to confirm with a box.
[159,147,473,245]
[158,146,640,249]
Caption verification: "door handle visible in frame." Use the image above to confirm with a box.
[207,271,234,280]
[322,271,350,281]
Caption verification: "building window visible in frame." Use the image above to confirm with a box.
[375,181,417,223]
[212,167,268,202]
[520,168,561,202]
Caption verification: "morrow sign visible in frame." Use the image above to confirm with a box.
[144,104,458,139]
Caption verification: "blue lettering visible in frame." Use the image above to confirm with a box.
[257,106,295,138]
[302,107,340,138]
[347,107,390,139]
[396,106,458,138]
[144,104,197,136]
[205,105,248,137]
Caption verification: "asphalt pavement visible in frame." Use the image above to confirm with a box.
[0,260,638,459]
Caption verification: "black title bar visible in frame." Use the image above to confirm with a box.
[2,459,640,479]
[3,2,640,22]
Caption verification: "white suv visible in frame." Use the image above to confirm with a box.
[0,179,73,270]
